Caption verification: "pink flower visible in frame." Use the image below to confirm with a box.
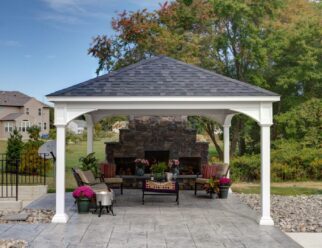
[219,177,232,186]
[72,186,94,199]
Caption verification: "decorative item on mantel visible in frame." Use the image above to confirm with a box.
[134,159,150,176]
[218,177,232,199]
[168,159,180,180]
[72,186,95,213]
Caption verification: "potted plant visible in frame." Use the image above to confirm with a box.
[219,177,232,199]
[203,178,216,198]
[134,158,149,176]
[79,152,98,176]
[72,186,95,213]
[151,162,167,181]
[168,159,180,179]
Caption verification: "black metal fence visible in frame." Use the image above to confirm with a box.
[0,158,19,200]
[0,153,50,200]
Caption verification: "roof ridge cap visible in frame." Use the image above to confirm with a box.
[163,56,278,96]
[102,55,162,79]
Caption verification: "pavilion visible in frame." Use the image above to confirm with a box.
[47,55,280,225]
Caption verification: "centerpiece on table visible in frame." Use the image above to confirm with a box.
[134,158,149,176]
[72,186,95,213]
[218,177,232,199]
[168,159,180,180]
[151,162,167,181]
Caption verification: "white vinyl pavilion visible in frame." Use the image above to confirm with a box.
[47,56,280,225]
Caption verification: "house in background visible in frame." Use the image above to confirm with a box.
[0,91,50,140]
[67,120,87,134]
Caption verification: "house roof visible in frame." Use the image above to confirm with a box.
[47,56,278,97]
[0,91,50,107]
[0,113,24,121]
[0,91,31,106]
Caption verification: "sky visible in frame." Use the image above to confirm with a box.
[0,0,161,104]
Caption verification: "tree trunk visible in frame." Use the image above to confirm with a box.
[205,123,223,161]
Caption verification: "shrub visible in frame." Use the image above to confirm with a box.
[231,140,322,182]
[6,129,24,161]
[230,154,260,182]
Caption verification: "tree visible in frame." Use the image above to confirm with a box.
[89,0,322,158]
[6,129,24,161]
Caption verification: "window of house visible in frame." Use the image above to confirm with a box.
[43,122,47,130]
[4,122,13,132]
[38,122,42,129]
[38,108,42,116]
[21,121,30,132]
[26,108,29,115]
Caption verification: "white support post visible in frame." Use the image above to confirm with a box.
[52,124,68,223]
[259,124,274,225]
[85,115,94,154]
[223,124,230,173]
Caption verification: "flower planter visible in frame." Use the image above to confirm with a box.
[76,198,91,213]
[136,167,145,176]
[219,185,230,199]
[154,172,165,182]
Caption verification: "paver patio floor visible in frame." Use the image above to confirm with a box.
[0,190,301,248]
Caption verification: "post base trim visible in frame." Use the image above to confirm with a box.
[52,213,69,223]
[259,216,274,226]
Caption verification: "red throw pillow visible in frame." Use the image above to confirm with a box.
[202,165,217,179]
[100,163,116,178]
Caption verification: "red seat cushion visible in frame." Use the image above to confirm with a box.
[100,163,116,178]
[202,165,217,179]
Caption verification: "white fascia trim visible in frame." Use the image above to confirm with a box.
[47,96,280,103]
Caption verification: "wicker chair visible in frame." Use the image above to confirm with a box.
[194,163,230,196]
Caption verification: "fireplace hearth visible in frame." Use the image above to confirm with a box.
[106,116,209,176]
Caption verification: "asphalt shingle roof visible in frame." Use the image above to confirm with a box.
[0,91,31,106]
[47,56,278,97]
[0,113,24,121]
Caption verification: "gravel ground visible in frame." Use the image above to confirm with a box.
[0,209,54,224]
[236,193,322,232]
[0,240,27,248]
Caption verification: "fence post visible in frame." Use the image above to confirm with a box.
[16,159,19,201]
[44,154,47,185]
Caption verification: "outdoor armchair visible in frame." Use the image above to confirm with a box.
[72,168,108,191]
[100,163,123,195]
[194,163,230,196]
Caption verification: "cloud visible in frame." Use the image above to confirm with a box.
[38,0,161,25]
[0,40,21,47]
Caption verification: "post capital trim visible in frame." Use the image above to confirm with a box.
[54,124,67,128]
[222,124,231,128]
[258,123,272,127]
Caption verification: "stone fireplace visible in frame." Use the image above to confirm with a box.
[105,116,209,175]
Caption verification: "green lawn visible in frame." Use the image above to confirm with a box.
[232,182,322,195]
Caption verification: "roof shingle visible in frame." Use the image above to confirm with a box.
[47,56,278,97]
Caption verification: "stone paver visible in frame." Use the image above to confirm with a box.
[0,190,302,248]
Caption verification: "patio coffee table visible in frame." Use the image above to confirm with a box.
[142,180,179,205]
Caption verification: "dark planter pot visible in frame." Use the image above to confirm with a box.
[136,167,145,176]
[219,185,230,199]
[76,198,91,213]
